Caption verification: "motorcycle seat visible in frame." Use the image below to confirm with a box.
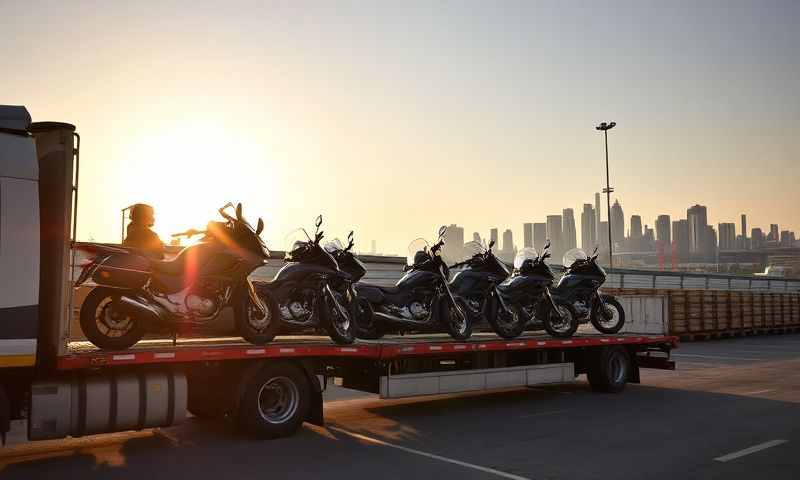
[149,253,189,276]
[355,283,402,303]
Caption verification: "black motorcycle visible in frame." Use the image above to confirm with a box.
[255,216,356,344]
[354,226,471,340]
[76,203,277,350]
[497,241,580,338]
[448,240,527,339]
[553,247,625,334]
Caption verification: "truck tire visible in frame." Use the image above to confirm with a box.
[187,374,227,419]
[80,287,145,350]
[587,346,630,393]
[237,363,310,439]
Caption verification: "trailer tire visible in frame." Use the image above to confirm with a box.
[187,375,227,419]
[587,346,630,393]
[237,363,310,439]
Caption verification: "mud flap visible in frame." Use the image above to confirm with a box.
[299,360,324,427]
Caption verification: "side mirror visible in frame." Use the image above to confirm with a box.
[489,239,496,249]
[315,215,323,228]
[438,225,447,238]
[256,218,264,235]
[236,203,243,221]
[544,239,551,250]
[348,230,354,242]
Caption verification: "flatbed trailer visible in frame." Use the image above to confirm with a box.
[25,332,677,441]
[0,107,678,445]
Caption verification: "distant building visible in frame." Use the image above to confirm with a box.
[443,224,465,262]
[533,223,547,252]
[751,228,765,249]
[610,199,625,249]
[687,204,713,262]
[490,228,499,249]
[718,223,736,251]
[643,226,655,251]
[501,229,515,262]
[546,215,564,259]
[655,215,671,247]
[630,215,643,251]
[594,193,602,243]
[769,224,779,242]
[780,231,796,248]
[472,232,482,244]
[741,214,747,245]
[523,223,533,248]
[581,204,597,251]
[672,219,690,264]
[562,208,577,252]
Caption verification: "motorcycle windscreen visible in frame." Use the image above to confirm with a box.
[92,253,151,288]
[406,238,430,266]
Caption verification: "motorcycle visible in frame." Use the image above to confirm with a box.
[448,240,527,339]
[354,226,471,340]
[76,203,277,350]
[254,216,356,344]
[553,247,625,334]
[497,241,580,338]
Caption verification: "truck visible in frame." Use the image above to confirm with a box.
[0,105,678,443]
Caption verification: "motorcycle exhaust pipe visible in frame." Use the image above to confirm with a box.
[118,295,170,326]
[372,311,428,327]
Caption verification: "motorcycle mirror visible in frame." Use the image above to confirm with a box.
[592,245,599,255]
[348,230,354,242]
[236,203,243,221]
[256,218,264,235]
[489,239,495,249]
[315,215,323,228]
[438,225,447,238]
[544,239,551,250]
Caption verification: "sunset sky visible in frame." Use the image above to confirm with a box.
[2,1,798,255]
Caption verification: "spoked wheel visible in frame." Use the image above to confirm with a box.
[541,301,579,338]
[591,297,626,334]
[238,363,310,438]
[442,297,473,341]
[352,297,384,340]
[79,287,144,350]
[236,289,281,345]
[488,297,527,339]
[322,287,356,344]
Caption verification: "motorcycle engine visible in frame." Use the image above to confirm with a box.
[280,289,314,323]
[572,300,591,320]
[185,294,217,317]
[407,301,429,320]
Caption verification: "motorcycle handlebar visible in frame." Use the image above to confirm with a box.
[171,228,207,238]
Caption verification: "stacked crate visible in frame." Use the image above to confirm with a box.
[763,293,774,328]
[686,290,704,332]
[715,291,730,331]
[668,291,688,334]
[792,294,800,325]
[702,291,716,331]
[752,293,763,329]
[729,291,743,330]
[781,294,791,326]
[742,292,754,329]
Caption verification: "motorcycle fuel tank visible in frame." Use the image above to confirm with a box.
[396,269,439,290]
[449,270,493,297]
[273,261,339,283]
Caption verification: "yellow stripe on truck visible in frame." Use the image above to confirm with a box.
[0,354,36,367]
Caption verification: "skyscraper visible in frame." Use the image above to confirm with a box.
[594,192,602,243]
[546,215,563,259]
[523,223,533,248]
[672,219,690,264]
[630,215,643,251]
[581,204,597,251]
[687,204,710,261]
[562,208,577,252]
[655,215,671,246]
[501,229,515,262]
[610,199,625,248]
[533,223,547,251]
[741,214,747,242]
[769,224,779,242]
[780,231,795,247]
[718,223,736,251]
[443,224,465,262]
[490,228,499,249]
[472,232,481,244]
[751,228,765,249]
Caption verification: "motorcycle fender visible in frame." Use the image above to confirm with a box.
[544,289,559,311]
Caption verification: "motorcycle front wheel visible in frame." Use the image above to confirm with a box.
[236,290,281,345]
[487,296,527,340]
[540,301,579,338]
[441,297,473,341]
[79,287,145,350]
[590,297,626,334]
[321,288,356,345]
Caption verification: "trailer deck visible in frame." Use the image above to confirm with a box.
[60,333,678,369]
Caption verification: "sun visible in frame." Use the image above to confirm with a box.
[114,120,283,244]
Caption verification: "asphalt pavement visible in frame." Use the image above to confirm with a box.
[2,334,799,479]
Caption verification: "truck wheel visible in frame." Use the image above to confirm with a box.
[80,287,145,350]
[237,363,310,439]
[187,374,227,419]
[587,346,630,393]
[236,290,281,345]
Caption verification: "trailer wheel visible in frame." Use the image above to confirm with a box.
[587,346,630,393]
[237,363,310,439]
[187,375,227,419]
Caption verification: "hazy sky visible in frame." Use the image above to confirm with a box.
[2,1,798,255]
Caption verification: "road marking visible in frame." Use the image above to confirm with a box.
[714,439,788,462]
[743,389,773,395]
[672,353,760,361]
[330,427,531,480]
[520,409,570,419]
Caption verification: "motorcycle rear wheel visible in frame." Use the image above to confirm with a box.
[79,287,145,350]
[487,297,527,340]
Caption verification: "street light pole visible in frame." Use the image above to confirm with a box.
[596,121,616,269]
